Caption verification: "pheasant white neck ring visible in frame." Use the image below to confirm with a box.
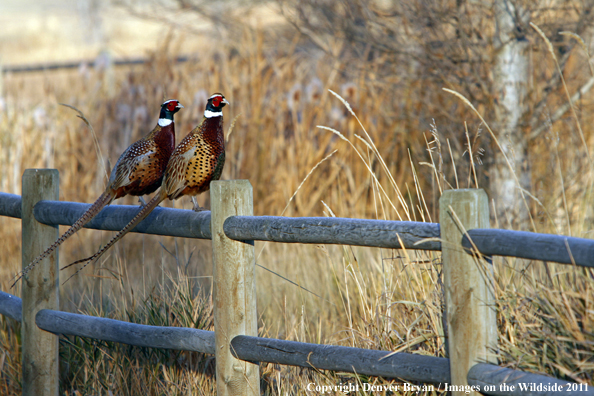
[158,118,173,127]
[204,110,223,118]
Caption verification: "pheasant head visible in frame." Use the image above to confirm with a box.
[204,93,229,118]
[159,99,184,126]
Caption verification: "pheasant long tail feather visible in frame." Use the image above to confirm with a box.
[11,190,114,287]
[61,190,167,284]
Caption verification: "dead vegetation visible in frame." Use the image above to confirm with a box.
[0,2,593,394]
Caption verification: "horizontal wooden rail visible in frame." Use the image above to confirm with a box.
[0,291,215,353]
[464,229,594,268]
[224,216,441,250]
[0,192,22,219]
[467,364,591,396]
[0,193,441,249]
[36,309,216,354]
[2,192,594,267]
[0,291,448,383]
[0,290,22,322]
[34,200,212,239]
[231,335,450,383]
[2,55,191,74]
[1,290,590,395]
[0,193,211,239]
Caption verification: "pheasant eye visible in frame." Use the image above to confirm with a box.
[167,101,177,111]
[212,97,221,107]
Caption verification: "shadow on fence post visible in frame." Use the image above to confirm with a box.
[22,169,60,396]
[439,189,497,396]
[210,180,260,396]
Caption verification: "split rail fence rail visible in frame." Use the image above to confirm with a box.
[0,169,592,396]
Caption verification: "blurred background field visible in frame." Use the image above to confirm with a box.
[0,0,593,394]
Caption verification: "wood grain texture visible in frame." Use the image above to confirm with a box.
[21,169,59,396]
[224,216,440,250]
[35,309,215,354]
[464,229,594,267]
[231,335,450,383]
[211,180,260,396]
[440,189,497,396]
[468,363,594,396]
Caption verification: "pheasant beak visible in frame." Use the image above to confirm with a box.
[176,103,185,109]
[222,98,230,106]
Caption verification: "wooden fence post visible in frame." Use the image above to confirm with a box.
[439,189,497,396]
[211,180,259,396]
[21,169,59,396]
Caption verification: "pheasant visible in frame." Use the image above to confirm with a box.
[15,99,184,285]
[63,93,228,281]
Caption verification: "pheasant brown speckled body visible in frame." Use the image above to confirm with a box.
[109,117,177,198]
[62,93,229,282]
[14,99,183,285]
[164,111,226,199]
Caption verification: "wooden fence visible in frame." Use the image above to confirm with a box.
[1,55,191,74]
[0,169,592,396]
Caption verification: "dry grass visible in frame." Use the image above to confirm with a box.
[0,24,592,395]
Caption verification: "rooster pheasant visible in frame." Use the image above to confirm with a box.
[16,99,184,284]
[63,93,228,280]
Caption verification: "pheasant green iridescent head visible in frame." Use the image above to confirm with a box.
[204,93,229,118]
[158,99,184,126]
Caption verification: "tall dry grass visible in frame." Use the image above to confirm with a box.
[0,26,592,395]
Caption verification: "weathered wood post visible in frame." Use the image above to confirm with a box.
[21,169,60,396]
[210,180,260,396]
[439,189,497,396]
